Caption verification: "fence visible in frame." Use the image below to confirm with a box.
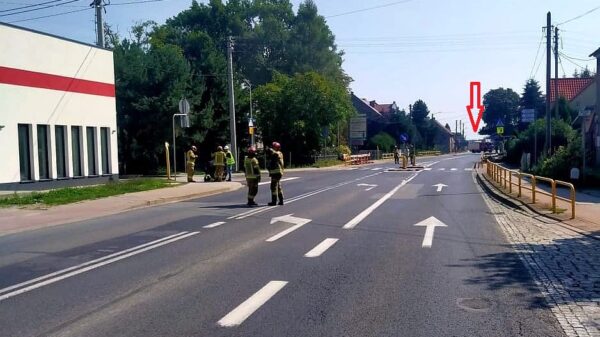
[344,153,372,165]
[416,150,441,156]
[484,161,576,219]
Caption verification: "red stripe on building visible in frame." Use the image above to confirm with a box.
[0,66,115,97]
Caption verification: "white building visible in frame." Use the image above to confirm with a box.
[0,23,118,190]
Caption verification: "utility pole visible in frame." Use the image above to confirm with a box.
[227,36,238,172]
[554,26,559,123]
[92,0,104,47]
[544,12,552,155]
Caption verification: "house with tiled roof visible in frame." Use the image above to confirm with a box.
[430,118,456,153]
[549,77,596,112]
[368,100,399,116]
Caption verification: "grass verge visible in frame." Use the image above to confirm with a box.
[312,159,344,168]
[0,179,177,207]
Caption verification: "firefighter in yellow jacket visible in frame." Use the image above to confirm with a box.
[213,146,226,182]
[186,145,197,182]
[267,141,284,206]
[244,147,261,206]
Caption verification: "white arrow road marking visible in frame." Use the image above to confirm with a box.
[203,221,226,229]
[432,183,448,192]
[304,238,339,258]
[414,216,447,248]
[344,174,418,229]
[258,177,300,186]
[266,214,312,242]
[217,280,288,327]
[357,183,377,191]
[0,232,199,302]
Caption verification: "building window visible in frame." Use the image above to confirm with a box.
[71,126,82,177]
[55,125,67,178]
[86,126,97,176]
[18,124,32,181]
[37,124,50,180]
[100,127,111,175]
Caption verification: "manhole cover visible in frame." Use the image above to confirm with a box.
[456,298,493,313]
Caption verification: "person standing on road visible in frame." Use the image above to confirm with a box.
[393,146,400,164]
[267,141,285,206]
[244,147,261,207]
[224,145,235,182]
[186,145,198,182]
[213,146,226,182]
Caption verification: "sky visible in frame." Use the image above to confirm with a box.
[2,0,599,139]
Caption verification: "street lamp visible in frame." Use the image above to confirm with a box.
[242,79,254,147]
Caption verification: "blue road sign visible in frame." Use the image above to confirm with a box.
[496,119,504,127]
[400,133,409,142]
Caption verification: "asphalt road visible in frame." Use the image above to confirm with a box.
[0,153,565,337]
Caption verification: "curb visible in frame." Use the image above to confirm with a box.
[475,170,600,241]
[0,183,243,238]
[139,183,243,208]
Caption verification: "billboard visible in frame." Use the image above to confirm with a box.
[349,115,367,145]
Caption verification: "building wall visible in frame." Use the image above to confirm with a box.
[0,24,118,187]
[570,82,596,112]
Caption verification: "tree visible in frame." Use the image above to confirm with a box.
[580,66,594,78]
[369,132,396,152]
[555,96,577,123]
[254,72,354,163]
[411,99,429,128]
[520,79,544,117]
[112,24,191,174]
[480,87,520,135]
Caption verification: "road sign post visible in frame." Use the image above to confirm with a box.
[172,98,191,181]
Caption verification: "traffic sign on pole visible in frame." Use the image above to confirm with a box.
[179,98,190,115]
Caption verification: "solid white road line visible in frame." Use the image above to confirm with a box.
[266,224,305,242]
[203,221,226,229]
[0,232,189,296]
[258,177,300,186]
[0,232,199,302]
[343,174,419,229]
[304,238,339,257]
[217,280,288,327]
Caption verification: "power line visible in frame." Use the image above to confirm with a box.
[557,5,600,25]
[559,52,594,62]
[533,47,546,79]
[325,0,412,19]
[0,0,80,17]
[7,6,89,22]
[107,0,164,5]
[529,32,545,79]
[559,51,590,70]
[0,0,65,13]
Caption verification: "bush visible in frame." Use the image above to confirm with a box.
[369,132,396,153]
[533,133,582,180]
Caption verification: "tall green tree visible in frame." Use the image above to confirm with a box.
[520,79,545,117]
[480,87,520,135]
[254,72,354,162]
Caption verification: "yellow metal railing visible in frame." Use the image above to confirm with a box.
[381,153,395,160]
[417,150,441,156]
[483,161,576,219]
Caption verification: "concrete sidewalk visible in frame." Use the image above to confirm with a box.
[477,164,600,236]
[0,178,242,237]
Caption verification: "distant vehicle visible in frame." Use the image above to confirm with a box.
[468,140,493,153]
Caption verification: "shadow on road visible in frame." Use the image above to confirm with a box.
[448,231,600,313]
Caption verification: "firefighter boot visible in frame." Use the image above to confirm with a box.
[268,195,277,206]
[278,194,284,206]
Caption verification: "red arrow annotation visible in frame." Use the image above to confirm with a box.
[466,81,485,132]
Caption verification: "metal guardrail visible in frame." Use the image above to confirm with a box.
[381,153,395,160]
[484,161,576,219]
[344,153,372,165]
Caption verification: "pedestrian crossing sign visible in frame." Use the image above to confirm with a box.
[496,126,504,135]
